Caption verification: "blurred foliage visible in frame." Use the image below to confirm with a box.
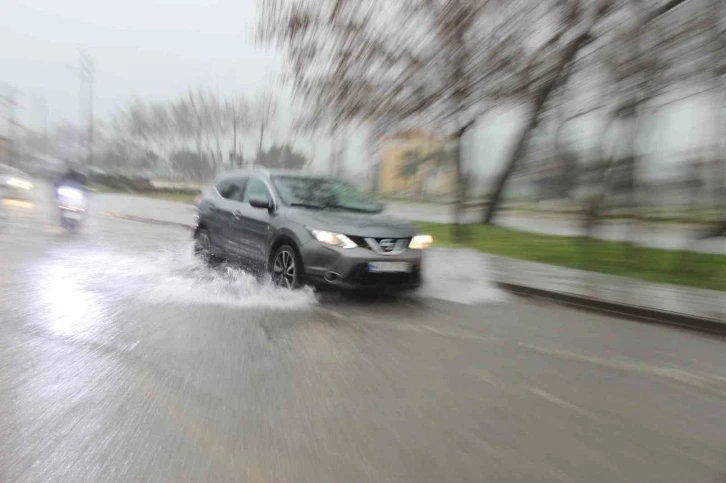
[260,0,726,236]
[254,144,309,170]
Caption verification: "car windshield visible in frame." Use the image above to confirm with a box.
[272,176,383,214]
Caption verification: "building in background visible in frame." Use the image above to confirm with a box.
[377,130,457,199]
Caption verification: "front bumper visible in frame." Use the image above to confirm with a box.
[300,240,423,290]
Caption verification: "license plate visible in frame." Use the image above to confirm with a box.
[63,212,81,220]
[367,261,412,273]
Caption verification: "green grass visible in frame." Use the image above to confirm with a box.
[417,222,726,292]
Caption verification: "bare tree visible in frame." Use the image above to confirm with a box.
[182,89,230,179]
[225,96,250,168]
[574,0,716,242]
[252,91,277,161]
[259,0,546,237]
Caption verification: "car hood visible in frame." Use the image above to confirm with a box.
[286,208,419,238]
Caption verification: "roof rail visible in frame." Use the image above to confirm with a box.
[250,166,270,176]
[221,166,269,176]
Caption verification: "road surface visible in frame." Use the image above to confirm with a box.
[0,188,725,482]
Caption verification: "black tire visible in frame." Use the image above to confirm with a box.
[194,229,217,264]
[60,217,79,232]
[271,244,301,289]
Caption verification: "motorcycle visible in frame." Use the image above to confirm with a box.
[56,185,87,231]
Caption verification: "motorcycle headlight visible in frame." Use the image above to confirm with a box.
[309,228,357,249]
[57,186,84,200]
[409,234,433,250]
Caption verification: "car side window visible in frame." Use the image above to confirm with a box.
[217,178,246,200]
[243,178,271,205]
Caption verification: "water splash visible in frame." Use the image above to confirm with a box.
[419,248,508,305]
[31,243,317,319]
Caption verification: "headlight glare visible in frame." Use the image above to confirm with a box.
[7,177,33,190]
[309,228,357,249]
[409,234,433,249]
[57,186,84,200]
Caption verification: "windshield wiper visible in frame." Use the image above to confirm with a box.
[289,202,324,210]
[324,203,381,214]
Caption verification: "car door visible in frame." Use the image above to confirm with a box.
[209,177,246,254]
[203,179,231,250]
[227,176,274,263]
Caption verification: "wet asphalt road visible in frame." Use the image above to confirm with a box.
[1,190,726,482]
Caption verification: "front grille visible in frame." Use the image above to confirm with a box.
[348,237,411,253]
[367,237,411,254]
[348,236,370,249]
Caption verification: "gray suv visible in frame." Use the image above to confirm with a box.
[193,169,433,290]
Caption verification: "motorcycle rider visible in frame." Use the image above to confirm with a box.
[54,166,88,193]
[54,166,89,229]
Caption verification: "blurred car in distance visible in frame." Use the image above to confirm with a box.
[0,164,34,200]
[193,168,433,290]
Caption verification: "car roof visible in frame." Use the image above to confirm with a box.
[218,168,325,180]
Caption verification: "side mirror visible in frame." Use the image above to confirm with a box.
[249,195,272,210]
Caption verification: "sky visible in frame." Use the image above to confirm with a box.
[1,0,278,129]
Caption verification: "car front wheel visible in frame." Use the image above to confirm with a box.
[271,245,301,289]
[194,229,217,263]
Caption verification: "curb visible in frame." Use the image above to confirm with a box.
[100,212,194,230]
[495,281,726,336]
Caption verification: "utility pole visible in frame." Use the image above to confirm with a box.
[32,95,49,153]
[78,49,95,169]
[40,97,48,153]
[1,85,19,167]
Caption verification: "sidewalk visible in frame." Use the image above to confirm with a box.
[95,193,725,332]
[490,255,725,333]
[95,192,196,228]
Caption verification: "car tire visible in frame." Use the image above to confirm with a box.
[271,244,301,289]
[194,229,218,264]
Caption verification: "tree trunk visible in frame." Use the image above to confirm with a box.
[582,108,619,238]
[257,123,266,164]
[620,114,640,265]
[480,0,691,224]
[452,122,474,240]
[329,134,337,176]
[195,134,203,183]
[367,127,378,192]
[232,122,237,168]
[483,34,590,224]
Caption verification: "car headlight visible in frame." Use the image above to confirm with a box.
[409,234,433,249]
[7,177,33,190]
[309,228,357,249]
